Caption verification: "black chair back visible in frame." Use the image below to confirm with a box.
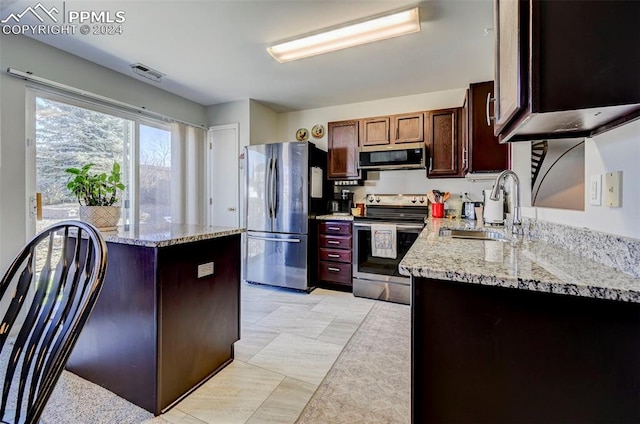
[0,221,107,424]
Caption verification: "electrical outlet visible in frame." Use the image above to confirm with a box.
[589,174,601,206]
[604,171,622,208]
[197,262,214,278]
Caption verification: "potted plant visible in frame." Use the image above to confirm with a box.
[65,162,126,231]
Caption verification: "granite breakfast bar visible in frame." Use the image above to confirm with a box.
[66,224,244,415]
[401,219,640,424]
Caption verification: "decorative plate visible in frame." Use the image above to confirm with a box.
[296,128,309,141]
[311,124,325,139]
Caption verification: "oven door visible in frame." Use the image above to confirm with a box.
[352,221,423,284]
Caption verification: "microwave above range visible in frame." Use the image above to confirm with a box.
[358,142,426,171]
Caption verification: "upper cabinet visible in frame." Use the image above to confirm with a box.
[494,0,640,142]
[361,116,391,146]
[360,112,425,146]
[392,112,424,144]
[425,108,464,178]
[328,120,361,180]
[464,81,509,173]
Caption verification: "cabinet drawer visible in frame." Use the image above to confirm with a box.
[318,261,352,285]
[319,234,352,249]
[319,221,352,235]
[319,247,351,264]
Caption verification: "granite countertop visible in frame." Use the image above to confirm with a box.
[399,218,640,303]
[102,224,244,247]
[314,214,354,221]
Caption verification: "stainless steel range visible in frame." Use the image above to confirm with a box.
[352,194,428,305]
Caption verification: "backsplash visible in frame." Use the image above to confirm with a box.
[524,218,640,278]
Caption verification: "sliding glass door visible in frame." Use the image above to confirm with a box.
[139,123,172,226]
[27,89,171,236]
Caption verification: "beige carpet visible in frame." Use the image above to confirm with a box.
[0,338,152,424]
[296,300,411,424]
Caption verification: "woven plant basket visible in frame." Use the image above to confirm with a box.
[79,206,121,231]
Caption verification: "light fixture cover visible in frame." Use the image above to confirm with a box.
[268,7,420,63]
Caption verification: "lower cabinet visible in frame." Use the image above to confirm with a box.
[317,221,353,288]
[412,277,640,424]
[66,235,241,415]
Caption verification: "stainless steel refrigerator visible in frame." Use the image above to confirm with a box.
[244,141,328,291]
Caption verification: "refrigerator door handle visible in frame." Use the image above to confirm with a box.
[272,157,279,219]
[267,157,274,218]
[247,235,301,243]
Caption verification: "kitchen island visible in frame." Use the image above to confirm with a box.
[66,224,244,415]
[401,219,640,424]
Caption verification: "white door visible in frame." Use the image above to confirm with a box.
[207,124,240,227]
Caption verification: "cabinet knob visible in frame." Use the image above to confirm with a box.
[327,254,340,258]
[328,267,341,272]
[228,207,236,212]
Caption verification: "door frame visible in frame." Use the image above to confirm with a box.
[206,123,240,227]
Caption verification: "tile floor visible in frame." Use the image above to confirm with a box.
[144,282,376,424]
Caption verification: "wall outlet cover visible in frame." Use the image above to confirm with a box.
[197,262,215,278]
[604,171,622,208]
[589,174,602,206]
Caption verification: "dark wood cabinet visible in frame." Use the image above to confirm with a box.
[361,116,390,146]
[317,221,352,288]
[392,112,424,144]
[328,120,361,180]
[464,81,509,173]
[425,108,464,178]
[67,235,241,415]
[412,277,640,423]
[494,0,640,142]
[360,112,425,146]
[319,221,351,236]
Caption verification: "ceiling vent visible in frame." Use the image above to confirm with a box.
[130,63,165,83]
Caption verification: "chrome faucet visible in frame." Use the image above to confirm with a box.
[490,170,521,233]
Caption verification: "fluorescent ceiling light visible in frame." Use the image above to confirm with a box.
[267,7,420,63]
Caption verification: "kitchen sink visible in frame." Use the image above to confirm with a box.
[439,228,509,242]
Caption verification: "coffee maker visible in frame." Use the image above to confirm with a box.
[329,190,354,215]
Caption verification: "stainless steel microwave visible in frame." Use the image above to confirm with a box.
[358,142,426,170]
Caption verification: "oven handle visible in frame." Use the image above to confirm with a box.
[353,222,424,231]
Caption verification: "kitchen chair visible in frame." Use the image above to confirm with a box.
[0,221,107,424]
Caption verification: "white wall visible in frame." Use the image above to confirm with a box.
[277,88,494,204]
[516,120,640,239]
[206,99,279,147]
[249,100,279,145]
[207,99,250,148]
[0,34,207,270]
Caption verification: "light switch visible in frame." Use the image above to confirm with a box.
[604,171,622,208]
[589,174,601,206]
[197,262,215,278]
